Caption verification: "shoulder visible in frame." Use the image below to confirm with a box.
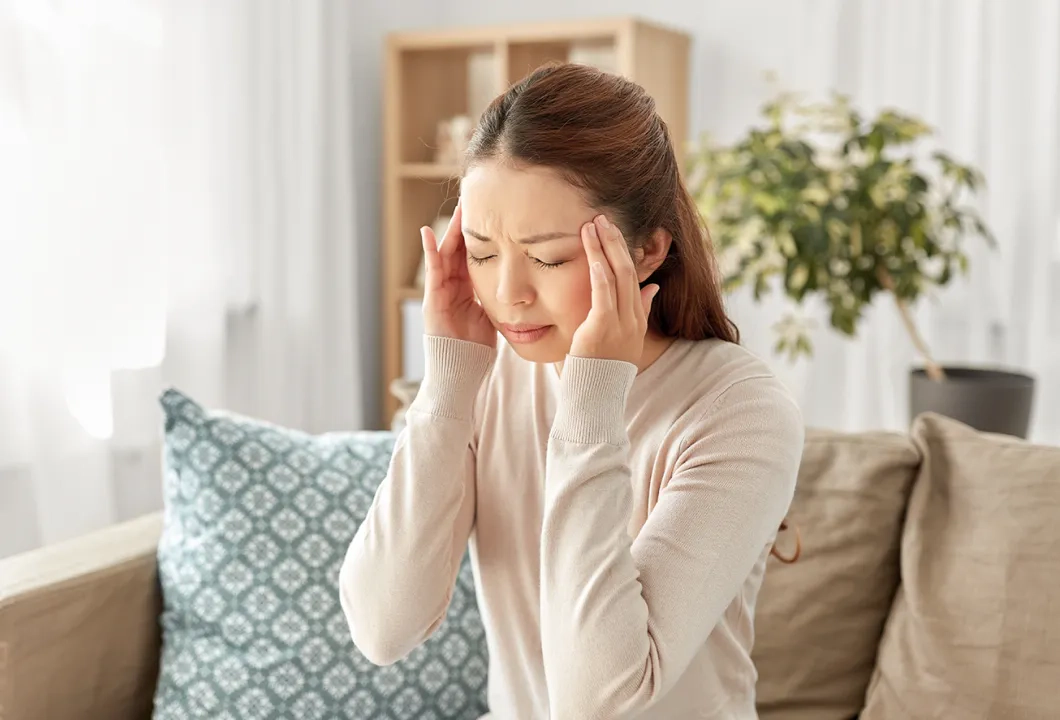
[668,339,800,416]
[670,339,804,459]
[660,343,804,520]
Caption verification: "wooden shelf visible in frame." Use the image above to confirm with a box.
[399,163,463,179]
[380,16,692,427]
[397,286,424,301]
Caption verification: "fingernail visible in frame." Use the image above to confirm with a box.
[597,214,611,229]
[587,223,598,239]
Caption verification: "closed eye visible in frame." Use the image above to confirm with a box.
[531,257,566,269]
[467,254,567,269]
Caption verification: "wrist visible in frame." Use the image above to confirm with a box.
[410,335,496,420]
[550,355,637,445]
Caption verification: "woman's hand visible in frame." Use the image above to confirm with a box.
[569,214,659,364]
[421,201,496,348]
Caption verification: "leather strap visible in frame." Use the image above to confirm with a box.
[770,519,802,564]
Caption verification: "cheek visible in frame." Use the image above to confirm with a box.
[466,260,592,326]
[545,264,592,325]
[466,264,493,304]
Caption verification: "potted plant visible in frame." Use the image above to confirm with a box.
[686,89,1036,437]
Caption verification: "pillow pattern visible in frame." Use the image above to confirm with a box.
[153,389,489,720]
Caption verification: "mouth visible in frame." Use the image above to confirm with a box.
[499,323,553,344]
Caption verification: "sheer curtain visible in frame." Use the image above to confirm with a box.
[0,0,365,558]
[724,0,1060,445]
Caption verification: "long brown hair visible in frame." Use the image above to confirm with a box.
[463,61,739,344]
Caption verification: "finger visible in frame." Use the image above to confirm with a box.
[436,202,464,282]
[582,221,615,311]
[438,200,464,257]
[590,260,613,314]
[640,283,660,321]
[455,247,472,280]
[595,214,638,320]
[421,226,444,293]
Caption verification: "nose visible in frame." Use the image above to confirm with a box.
[495,256,535,307]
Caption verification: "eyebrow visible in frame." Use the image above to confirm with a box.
[463,228,579,245]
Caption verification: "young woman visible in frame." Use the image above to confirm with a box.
[340,62,805,720]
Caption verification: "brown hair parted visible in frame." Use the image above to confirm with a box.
[463,61,739,344]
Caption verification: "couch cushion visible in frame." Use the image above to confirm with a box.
[153,389,489,720]
[862,413,1060,719]
[753,427,920,720]
[0,513,163,720]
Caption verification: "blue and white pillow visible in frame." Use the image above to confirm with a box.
[153,389,489,719]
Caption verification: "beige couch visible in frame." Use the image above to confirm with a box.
[2,412,1058,719]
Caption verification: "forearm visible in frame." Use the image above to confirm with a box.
[541,439,660,719]
[339,336,495,665]
[540,356,657,719]
[539,361,804,719]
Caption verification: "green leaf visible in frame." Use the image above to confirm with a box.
[937,260,952,285]
[830,306,858,336]
[788,263,809,293]
[752,192,785,215]
[753,274,771,300]
[684,86,995,357]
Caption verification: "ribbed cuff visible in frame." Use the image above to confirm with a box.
[550,355,637,445]
[409,336,497,420]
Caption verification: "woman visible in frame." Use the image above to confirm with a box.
[340,62,804,719]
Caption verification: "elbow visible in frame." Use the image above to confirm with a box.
[338,555,411,666]
[544,646,663,720]
[547,669,653,720]
[549,690,637,720]
[345,617,407,667]
[564,699,613,720]
[351,634,406,668]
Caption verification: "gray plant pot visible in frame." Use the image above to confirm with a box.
[909,366,1036,438]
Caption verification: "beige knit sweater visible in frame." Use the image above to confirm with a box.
[340,335,804,719]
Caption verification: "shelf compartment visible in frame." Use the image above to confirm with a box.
[507,38,617,84]
[395,177,459,289]
[398,45,499,164]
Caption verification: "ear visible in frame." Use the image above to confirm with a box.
[635,228,672,283]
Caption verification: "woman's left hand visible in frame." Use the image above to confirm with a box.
[569,214,660,364]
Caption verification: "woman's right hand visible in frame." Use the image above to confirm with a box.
[420,201,496,348]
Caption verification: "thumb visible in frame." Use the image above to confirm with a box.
[641,284,660,316]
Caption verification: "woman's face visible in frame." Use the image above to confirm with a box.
[459,160,600,363]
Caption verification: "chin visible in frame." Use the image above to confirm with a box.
[501,332,570,364]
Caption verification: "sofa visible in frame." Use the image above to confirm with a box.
[1,407,1058,719]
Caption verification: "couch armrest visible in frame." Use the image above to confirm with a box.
[0,512,164,720]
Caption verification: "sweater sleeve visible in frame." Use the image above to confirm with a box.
[339,335,496,666]
[539,357,804,720]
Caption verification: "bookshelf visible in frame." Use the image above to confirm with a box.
[380,17,692,426]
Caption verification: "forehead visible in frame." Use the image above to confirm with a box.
[460,161,595,235]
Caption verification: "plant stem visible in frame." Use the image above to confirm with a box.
[877,268,947,382]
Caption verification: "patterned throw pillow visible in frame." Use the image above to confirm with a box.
[153,389,490,720]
